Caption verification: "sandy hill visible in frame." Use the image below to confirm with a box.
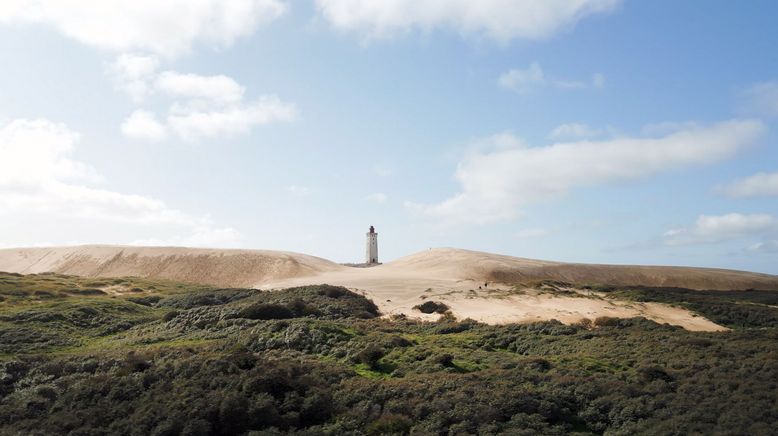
[394,248,778,291]
[2,245,777,331]
[0,245,343,288]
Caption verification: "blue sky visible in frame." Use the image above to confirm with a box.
[1,0,777,273]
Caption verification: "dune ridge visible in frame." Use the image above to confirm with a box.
[0,245,343,288]
[2,245,777,331]
[392,248,778,291]
[2,245,775,291]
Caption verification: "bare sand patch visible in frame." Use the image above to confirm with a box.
[261,264,727,331]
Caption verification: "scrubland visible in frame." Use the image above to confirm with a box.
[1,272,777,434]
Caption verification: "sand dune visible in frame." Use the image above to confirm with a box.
[385,248,778,290]
[261,248,771,331]
[0,245,343,288]
[2,245,776,331]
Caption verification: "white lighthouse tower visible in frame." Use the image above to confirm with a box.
[365,225,378,264]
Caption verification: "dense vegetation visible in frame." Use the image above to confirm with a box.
[586,285,778,329]
[1,272,777,435]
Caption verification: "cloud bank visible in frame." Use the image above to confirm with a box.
[0,118,241,246]
[119,69,296,142]
[315,0,621,43]
[664,213,778,246]
[410,120,766,224]
[0,0,287,57]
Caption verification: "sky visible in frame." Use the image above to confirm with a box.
[1,0,778,273]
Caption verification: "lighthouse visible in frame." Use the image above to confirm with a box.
[365,225,378,264]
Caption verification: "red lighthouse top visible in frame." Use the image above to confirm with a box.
[369,225,375,234]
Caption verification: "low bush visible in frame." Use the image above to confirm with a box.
[162,310,180,322]
[238,303,295,320]
[413,301,449,314]
[356,345,385,369]
[594,316,620,327]
[65,289,106,296]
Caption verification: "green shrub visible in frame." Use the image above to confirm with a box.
[430,353,454,367]
[594,316,620,327]
[162,310,180,322]
[366,413,413,435]
[65,289,106,296]
[413,301,449,314]
[238,303,295,320]
[128,295,162,306]
[318,285,349,298]
[356,345,385,369]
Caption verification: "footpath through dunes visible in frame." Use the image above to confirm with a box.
[0,245,344,288]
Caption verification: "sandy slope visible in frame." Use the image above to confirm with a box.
[260,249,743,331]
[2,245,776,331]
[0,245,343,288]
[384,248,778,291]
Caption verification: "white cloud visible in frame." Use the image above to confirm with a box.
[498,63,545,93]
[548,123,603,140]
[155,71,245,104]
[167,96,296,141]
[739,81,778,118]
[365,193,387,204]
[108,53,160,102]
[121,110,167,141]
[749,240,778,253]
[0,118,240,246]
[499,62,605,93]
[0,0,287,57]
[118,69,296,142]
[718,171,778,198]
[409,120,766,224]
[664,213,778,246]
[315,0,621,43]
[0,119,99,186]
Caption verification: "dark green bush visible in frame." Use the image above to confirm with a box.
[413,301,449,314]
[318,285,349,298]
[65,288,106,296]
[594,316,620,327]
[162,310,180,322]
[430,353,454,367]
[356,345,385,369]
[637,365,673,382]
[238,303,295,320]
[128,295,162,306]
[366,413,413,435]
